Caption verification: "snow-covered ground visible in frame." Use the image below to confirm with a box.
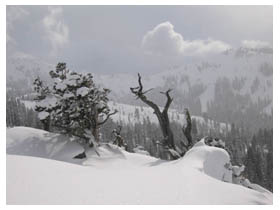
[6,127,272,204]
[6,127,84,164]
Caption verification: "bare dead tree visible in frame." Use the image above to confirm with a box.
[130,73,176,153]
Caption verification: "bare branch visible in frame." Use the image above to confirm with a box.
[130,73,161,114]
[137,73,143,92]
[130,73,144,96]
[142,88,154,95]
[98,109,118,126]
[130,87,139,95]
[161,89,173,113]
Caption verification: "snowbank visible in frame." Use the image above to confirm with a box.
[133,145,150,156]
[6,127,272,204]
[82,144,157,169]
[180,138,232,182]
[6,127,84,164]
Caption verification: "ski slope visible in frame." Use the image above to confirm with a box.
[6,127,272,204]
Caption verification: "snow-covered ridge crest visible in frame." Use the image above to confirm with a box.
[7,127,272,204]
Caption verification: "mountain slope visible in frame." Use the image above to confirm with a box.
[21,100,230,132]
[7,48,272,114]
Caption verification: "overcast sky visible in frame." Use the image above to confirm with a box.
[6,5,272,74]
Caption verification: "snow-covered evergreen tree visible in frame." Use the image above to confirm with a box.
[33,62,117,147]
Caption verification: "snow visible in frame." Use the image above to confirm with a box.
[133,149,150,156]
[63,92,75,98]
[76,87,89,96]
[36,96,57,109]
[55,82,67,90]
[6,127,84,164]
[133,145,150,156]
[6,127,272,204]
[68,73,81,81]
[38,111,49,120]
[180,138,232,182]
[64,74,80,86]
[22,100,36,109]
[232,165,245,176]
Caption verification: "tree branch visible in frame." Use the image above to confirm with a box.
[98,109,118,126]
[137,73,143,92]
[142,88,154,95]
[160,89,173,113]
[130,73,161,115]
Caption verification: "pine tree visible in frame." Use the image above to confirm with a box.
[33,62,117,148]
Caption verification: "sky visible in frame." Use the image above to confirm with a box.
[6,5,273,74]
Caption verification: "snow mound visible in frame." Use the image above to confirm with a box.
[7,153,272,204]
[6,127,84,164]
[133,145,150,156]
[83,143,157,169]
[6,127,272,204]
[180,138,232,182]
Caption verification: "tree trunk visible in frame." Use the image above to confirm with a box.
[42,118,50,131]
[90,110,99,146]
[130,73,176,153]
[91,126,100,147]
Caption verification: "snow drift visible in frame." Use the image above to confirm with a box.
[6,127,272,204]
[180,139,232,182]
[6,127,84,164]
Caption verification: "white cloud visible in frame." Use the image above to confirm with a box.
[142,22,231,57]
[43,6,69,55]
[241,40,271,49]
[7,6,29,44]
